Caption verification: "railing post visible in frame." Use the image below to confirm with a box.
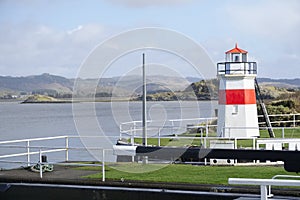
[27,140,30,167]
[65,136,69,162]
[171,120,176,137]
[102,149,105,182]
[158,128,161,147]
[133,121,136,137]
[119,123,123,139]
[234,138,237,149]
[293,114,296,127]
[130,127,134,145]
[39,149,43,179]
[282,128,285,139]
[260,185,268,200]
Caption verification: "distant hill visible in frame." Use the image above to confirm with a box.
[257,78,300,88]
[0,73,191,98]
[0,73,299,100]
[139,78,300,101]
[0,73,73,92]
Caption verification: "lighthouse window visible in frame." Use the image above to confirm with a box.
[242,54,247,62]
[234,55,240,62]
[232,105,238,114]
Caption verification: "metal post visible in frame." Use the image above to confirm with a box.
[282,128,285,138]
[119,124,122,139]
[65,136,69,162]
[142,53,148,164]
[133,121,136,137]
[27,140,30,167]
[39,149,43,179]
[260,185,268,200]
[142,53,147,146]
[102,149,105,182]
[205,124,208,137]
[158,128,161,147]
[293,114,296,127]
[204,138,207,165]
[234,138,237,149]
[130,127,134,145]
[268,185,273,198]
[171,120,175,137]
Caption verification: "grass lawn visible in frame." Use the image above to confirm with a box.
[80,163,296,185]
[100,128,300,185]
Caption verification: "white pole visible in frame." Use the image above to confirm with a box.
[27,140,30,167]
[39,149,43,179]
[142,53,147,146]
[142,53,148,164]
[260,185,268,200]
[65,136,69,162]
[158,128,161,147]
[102,149,105,182]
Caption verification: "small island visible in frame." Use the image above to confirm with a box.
[21,94,72,104]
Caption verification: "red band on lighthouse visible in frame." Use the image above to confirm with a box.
[219,89,256,105]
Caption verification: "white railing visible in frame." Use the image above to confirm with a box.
[268,175,300,197]
[120,117,218,138]
[0,136,68,166]
[125,135,257,150]
[228,178,300,200]
[0,135,118,181]
[120,114,300,139]
[258,113,300,127]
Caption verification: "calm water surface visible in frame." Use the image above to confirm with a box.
[0,101,217,168]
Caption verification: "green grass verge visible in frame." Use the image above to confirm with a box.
[80,163,296,185]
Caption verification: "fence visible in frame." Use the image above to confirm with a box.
[229,177,300,200]
[0,135,115,181]
[258,113,300,127]
[120,114,300,139]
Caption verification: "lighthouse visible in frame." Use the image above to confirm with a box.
[216,44,260,138]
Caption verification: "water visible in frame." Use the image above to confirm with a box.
[0,101,217,168]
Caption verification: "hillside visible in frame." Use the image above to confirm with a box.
[0,73,73,97]
[0,74,299,101]
[0,74,191,99]
[257,78,300,88]
[138,78,300,101]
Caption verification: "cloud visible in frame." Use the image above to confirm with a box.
[225,0,300,38]
[0,23,108,77]
[67,25,83,35]
[219,0,300,78]
[106,0,195,8]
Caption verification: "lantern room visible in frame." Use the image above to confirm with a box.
[225,43,248,62]
[217,44,257,75]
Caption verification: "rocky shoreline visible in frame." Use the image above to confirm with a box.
[21,94,72,104]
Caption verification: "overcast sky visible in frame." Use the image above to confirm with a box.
[0,0,299,79]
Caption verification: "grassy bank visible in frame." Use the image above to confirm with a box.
[80,164,295,185]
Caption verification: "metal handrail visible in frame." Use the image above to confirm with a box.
[0,139,111,181]
[120,114,300,138]
[268,175,300,197]
[229,178,300,200]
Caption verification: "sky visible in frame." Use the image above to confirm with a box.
[0,0,299,79]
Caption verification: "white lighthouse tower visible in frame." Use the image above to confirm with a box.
[217,44,260,138]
